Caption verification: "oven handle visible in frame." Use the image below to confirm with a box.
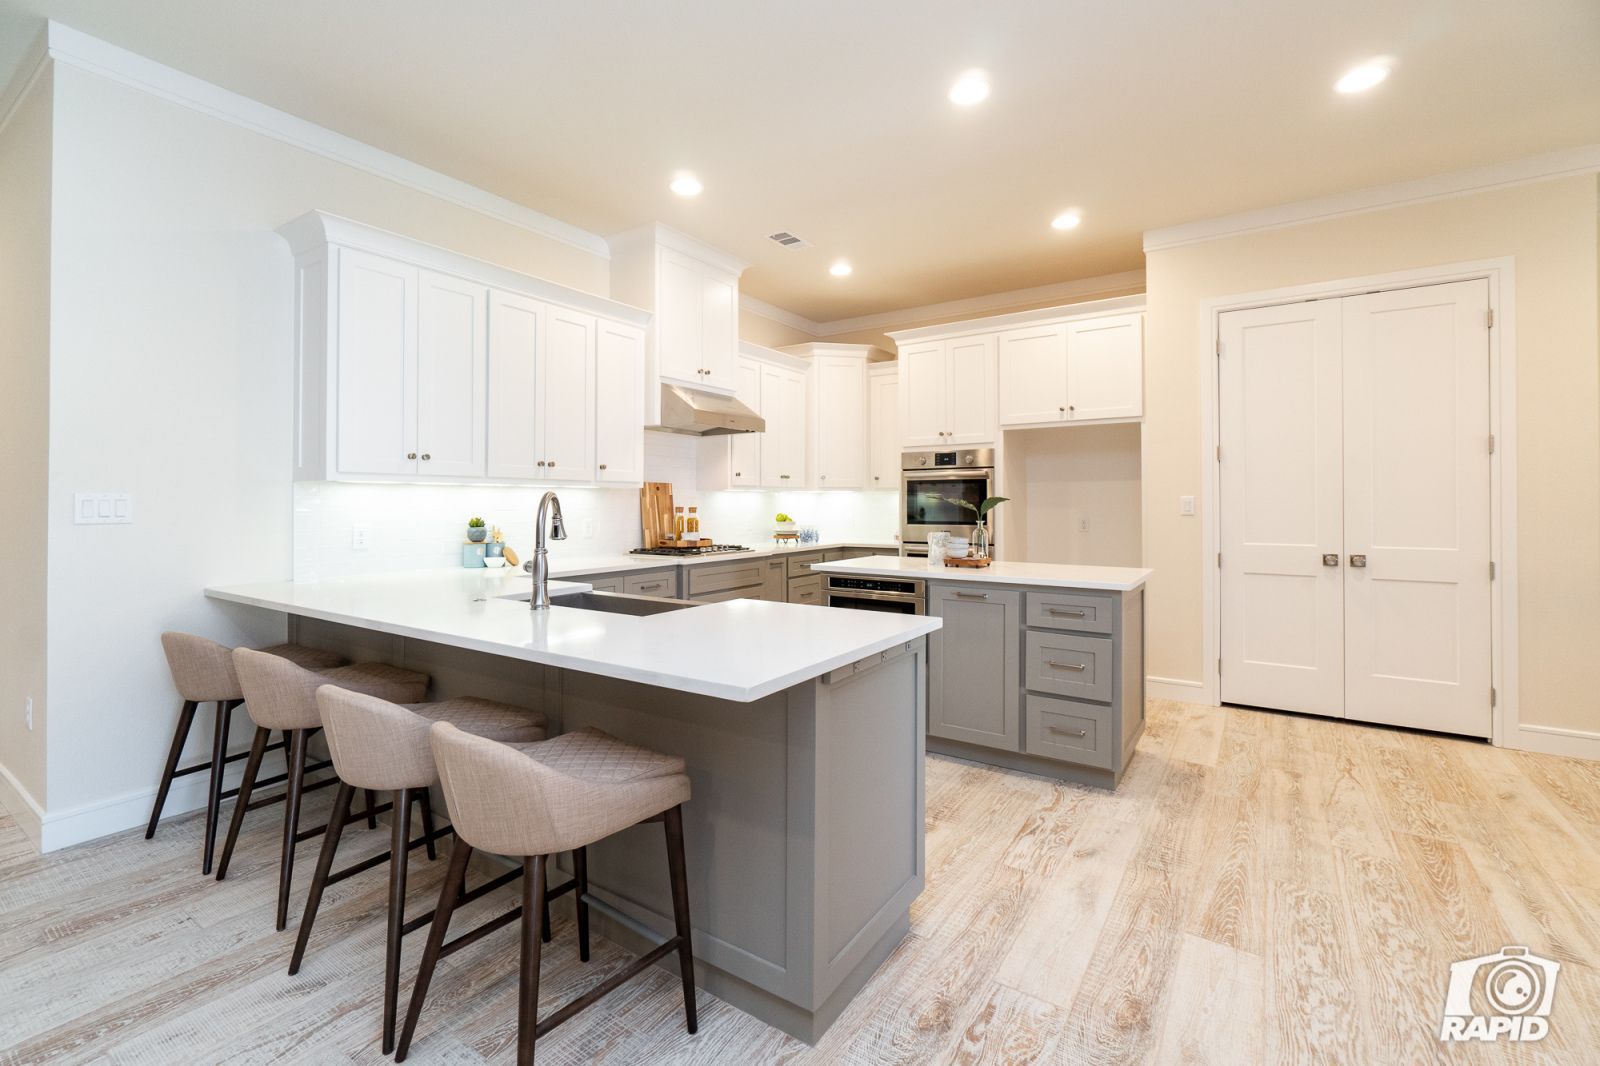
[902,469,996,483]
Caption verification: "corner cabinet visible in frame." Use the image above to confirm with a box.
[280,211,649,486]
[697,343,809,491]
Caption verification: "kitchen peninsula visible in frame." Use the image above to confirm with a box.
[206,568,938,1042]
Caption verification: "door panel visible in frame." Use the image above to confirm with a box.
[657,250,703,386]
[540,308,595,481]
[946,334,996,444]
[929,586,1021,749]
[728,358,762,486]
[485,291,543,479]
[998,324,1068,426]
[595,320,644,484]
[898,342,946,446]
[700,271,737,391]
[869,370,899,487]
[336,249,417,476]
[1065,313,1143,421]
[1219,300,1345,717]
[1341,280,1491,736]
[415,271,486,477]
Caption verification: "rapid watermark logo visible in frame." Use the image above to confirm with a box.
[1439,946,1560,1042]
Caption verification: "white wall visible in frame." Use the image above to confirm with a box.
[36,60,612,837]
[0,64,52,839]
[999,424,1142,566]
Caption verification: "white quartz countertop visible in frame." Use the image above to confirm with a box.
[205,567,939,703]
[544,541,901,577]
[812,555,1152,591]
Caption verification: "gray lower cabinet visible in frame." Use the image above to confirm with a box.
[788,574,823,605]
[687,559,765,602]
[623,568,677,598]
[761,556,788,602]
[926,579,1145,789]
[928,586,1020,749]
[787,551,826,578]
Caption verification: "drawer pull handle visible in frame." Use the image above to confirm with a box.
[1048,725,1089,738]
[955,591,988,600]
[1048,608,1087,618]
[639,583,662,591]
[1047,660,1088,671]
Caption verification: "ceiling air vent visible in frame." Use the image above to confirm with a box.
[767,231,812,249]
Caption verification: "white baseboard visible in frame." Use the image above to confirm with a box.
[1146,676,1211,704]
[35,749,288,854]
[1503,723,1600,762]
[0,761,46,851]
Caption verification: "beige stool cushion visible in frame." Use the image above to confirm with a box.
[233,648,429,732]
[432,724,690,858]
[317,686,548,792]
[161,631,347,702]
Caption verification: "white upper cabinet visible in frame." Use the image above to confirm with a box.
[895,336,995,447]
[608,224,748,411]
[868,364,899,489]
[696,343,809,491]
[1064,313,1143,422]
[764,365,807,488]
[806,351,869,489]
[594,320,646,484]
[280,211,650,485]
[727,358,763,486]
[895,300,1145,438]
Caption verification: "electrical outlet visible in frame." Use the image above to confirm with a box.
[351,525,370,551]
[1077,515,1091,533]
[25,697,32,731]
[581,518,595,540]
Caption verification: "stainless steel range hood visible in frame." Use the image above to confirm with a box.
[658,384,765,435]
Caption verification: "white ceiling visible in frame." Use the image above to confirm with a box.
[2,0,1597,321]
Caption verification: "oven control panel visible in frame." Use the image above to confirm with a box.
[902,447,994,471]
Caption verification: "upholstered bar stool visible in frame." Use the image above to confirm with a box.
[152,632,349,874]
[215,648,429,930]
[397,724,699,1065]
[290,686,548,1054]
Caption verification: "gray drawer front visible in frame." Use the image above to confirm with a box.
[788,574,822,604]
[688,561,764,596]
[1024,695,1115,769]
[787,552,825,578]
[1026,591,1114,634]
[1024,631,1113,702]
[690,585,760,604]
[623,569,676,597]
[582,576,623,593]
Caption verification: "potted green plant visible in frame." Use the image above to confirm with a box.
[938,496,1008,558]
[466,516,488,543]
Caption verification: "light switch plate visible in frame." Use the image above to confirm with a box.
[1179,495,1196,516]
[351,525,370,551]
[74,492,133,524]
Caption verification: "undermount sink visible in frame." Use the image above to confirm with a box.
[500,589,699,616]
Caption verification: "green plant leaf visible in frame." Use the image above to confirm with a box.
[976,496,1010,517]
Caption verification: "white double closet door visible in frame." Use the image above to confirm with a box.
[1218,279,1492,737]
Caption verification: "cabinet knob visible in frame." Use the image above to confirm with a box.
[421,453,431,461]
[734,471,742,477]
[1068,405,1075,412]
[599,463,607,471]
[819,474,827,480]
[537,460,546,467]
[547,460,556,469]
[874,475,880,481]
[407,452,417,460]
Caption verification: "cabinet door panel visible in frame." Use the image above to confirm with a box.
[762,366,806,487]
[657,250,704,386]
[812,357,866,489]
[868,369,899,488]
[898,342,946,447]
[998,324,1068,426]
[929,585,1020,748]
[485,291,544,480]
[728,358,762,486]
[700,271,738,392]
[595,320,645,484]
[946,334,996,444]
[336,249,417,476]
[540,308,596,481]
[1065,313,1142,421]
[416,271,486,477]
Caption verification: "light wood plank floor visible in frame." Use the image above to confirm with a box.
[2,700,1597,1065]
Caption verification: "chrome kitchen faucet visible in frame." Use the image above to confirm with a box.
[525,490,567,610]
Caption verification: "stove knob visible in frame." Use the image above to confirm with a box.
[917,457,928,466]
[963,453,974,463]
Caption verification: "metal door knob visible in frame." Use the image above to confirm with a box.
[537,460,546,467]
[1350,554,1367,568]
[407,452,417,460]
[420,454,431,461]
[547,460,555,469]
[1323,554,1340,567]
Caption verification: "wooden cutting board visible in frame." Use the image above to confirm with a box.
[640,482,674,548]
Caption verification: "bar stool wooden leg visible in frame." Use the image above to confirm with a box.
[365,789,380,830]
[215,725,271,881]
[573,846,590,962]
[518,854,547,1066]
[146,700,199,839]
[540,860,552,944]
[382,786,414,1055]
[288,781,355,975]
[664,805,699,1034]
[396,841,474,1062]
[201,699,237,875]
[276,728,310,931]
[417,789,438,861]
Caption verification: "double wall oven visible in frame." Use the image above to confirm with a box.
[900,447,996,557]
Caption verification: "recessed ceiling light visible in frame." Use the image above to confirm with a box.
[1051,211,1082,231]
[1335,60,1390,94]
[829,260,853,277]
[948,70,990,107]
[669,172,703,196]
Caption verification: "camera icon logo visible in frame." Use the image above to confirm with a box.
[1439,946,1560,1042]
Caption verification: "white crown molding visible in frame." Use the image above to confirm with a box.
[38,21,611,259]
[886,293,1146,344]
[737,339,810,371]
[1143,144,1600,253]
[606,222,750,276]
[740,268,1147,339]
[0,27,49,138]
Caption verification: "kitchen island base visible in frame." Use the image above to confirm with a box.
[926,734,1138,790]
[288,616,927,1045]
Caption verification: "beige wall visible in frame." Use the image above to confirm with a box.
[1000,424,1142,567]
[0,66,52,818]
[1143,175,1600,735]
[40,62,611,822]
[738,306,814,349]
[822,283,1147,350]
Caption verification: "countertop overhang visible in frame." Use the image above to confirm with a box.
[812,555,1152,591]
[205,568,940,703]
